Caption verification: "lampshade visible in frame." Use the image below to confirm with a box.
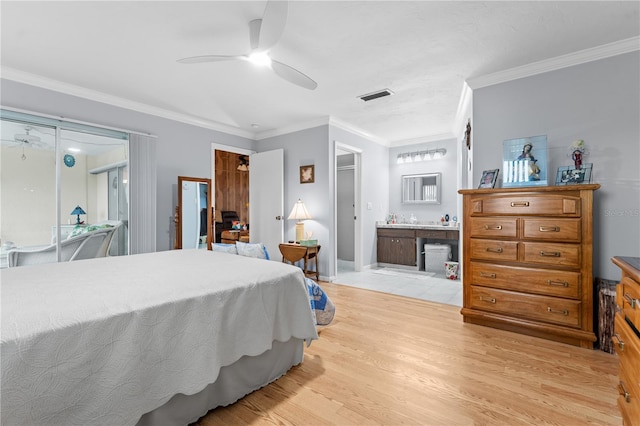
[71,205,86,216]
[287,199,312,221]
[287,199,311,242]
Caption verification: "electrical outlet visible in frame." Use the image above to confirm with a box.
[367,202,373,210]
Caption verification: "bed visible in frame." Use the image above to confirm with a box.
[1,249,318,426]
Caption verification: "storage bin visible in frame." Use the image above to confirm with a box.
[424,244,451,276]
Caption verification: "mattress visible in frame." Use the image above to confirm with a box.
[1,250,318,425]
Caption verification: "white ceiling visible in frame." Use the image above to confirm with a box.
[1,1,638,146]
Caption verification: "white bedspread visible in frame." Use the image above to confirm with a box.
[1,250,318,426]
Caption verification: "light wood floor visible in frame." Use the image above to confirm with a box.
[197,282,621,425]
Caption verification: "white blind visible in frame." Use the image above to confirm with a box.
[129,134,157,254]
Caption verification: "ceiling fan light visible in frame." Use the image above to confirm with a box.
[248,51,272,67]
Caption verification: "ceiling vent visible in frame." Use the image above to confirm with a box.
[358,89,394,102]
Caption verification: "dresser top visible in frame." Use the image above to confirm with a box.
[458,183,600,195]
[612,256,640,282]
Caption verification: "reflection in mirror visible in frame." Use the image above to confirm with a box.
[176,176,212,250]
[402,173,441,204]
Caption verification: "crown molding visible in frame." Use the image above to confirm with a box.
[467,36,640,90]
[328,117,389,146]
[254,116,330,140]
[0,67,256,140]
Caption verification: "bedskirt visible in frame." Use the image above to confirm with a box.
[137,338,304,425]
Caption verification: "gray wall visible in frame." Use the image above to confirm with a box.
[0,79,254,251]
[389,138,459,224]
[473,51,640,280]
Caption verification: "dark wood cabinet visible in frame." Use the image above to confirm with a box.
[377,228,416,266]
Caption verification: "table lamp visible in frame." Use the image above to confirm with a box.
[71,205,86,225]
[287,199,312,243]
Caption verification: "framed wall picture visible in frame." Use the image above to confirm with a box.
[300,165,314,184]
[556,163,593,185]
[502,135,548,187]
[478,169,499,189]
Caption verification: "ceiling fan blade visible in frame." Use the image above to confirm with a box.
[271,60,317,90]
[177,55,244,64]
[257,1,288,51]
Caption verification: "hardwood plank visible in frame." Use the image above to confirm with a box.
[197,282,620,425]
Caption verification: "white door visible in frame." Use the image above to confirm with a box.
[249,149,284,261]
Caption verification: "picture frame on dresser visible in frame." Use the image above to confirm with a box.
[556,163,593,185]
[502,135,548,187]
[478,169,499,189]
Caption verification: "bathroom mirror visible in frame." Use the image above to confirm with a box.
[176,176,212,250]
[402,173,441,204]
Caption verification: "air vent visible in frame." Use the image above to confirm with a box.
[358,89,394,102]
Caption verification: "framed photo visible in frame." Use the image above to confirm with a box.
[502,135,548,188]
[556,163,593,185]
[478,169,499,189]
[300,165,314,184]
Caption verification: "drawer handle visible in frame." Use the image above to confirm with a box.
[618,382,631,403]
[612,333,625,351]
[623,293,637,309]
[547,307,568,316]
[510,201,530,207]
[539,226,560,232]
[479,272,496,279]
[539,251,561,257]
[486,247,503,253]
[479,296,496,304]
[547,280,569,287]
[484,225,502,230]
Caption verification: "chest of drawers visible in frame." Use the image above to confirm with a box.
[459,184,600,348]
[612,256,640,425]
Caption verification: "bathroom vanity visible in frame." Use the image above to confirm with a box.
[376,224,459,270]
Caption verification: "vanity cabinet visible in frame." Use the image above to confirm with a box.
[459,184,600,348]
[377,228,416,266]
[611,256,640,425]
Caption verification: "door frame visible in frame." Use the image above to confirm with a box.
[210,143,254,241]
[334,141,363,275]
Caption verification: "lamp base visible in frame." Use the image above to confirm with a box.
[295,222,305,243]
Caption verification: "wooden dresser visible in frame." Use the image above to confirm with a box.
[612,256,640,425]
[458,184,600,348]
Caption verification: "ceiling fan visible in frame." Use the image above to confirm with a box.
[177,1,317,90]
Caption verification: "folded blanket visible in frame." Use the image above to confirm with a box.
[305,278,335,326]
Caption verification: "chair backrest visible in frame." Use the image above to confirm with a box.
[279,244,307,265]
[8,224,120,267]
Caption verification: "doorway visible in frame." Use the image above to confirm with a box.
[334,142,362,277]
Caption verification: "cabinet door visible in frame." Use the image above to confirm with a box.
[377,236,396,264]
[398,237,416,266]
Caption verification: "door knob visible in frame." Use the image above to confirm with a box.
[275,215,282,220]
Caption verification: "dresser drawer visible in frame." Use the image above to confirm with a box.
[469,218,517,238]
[614,313,640,425]
[470,286,582,327]
[522,242,580,268]
[618,366,640,426]
[522,218,581,242]
[470,194,581,216]
[614,314,640,379]
[470,262,580,299]
[617,277,640,331]
[469,239,518,262]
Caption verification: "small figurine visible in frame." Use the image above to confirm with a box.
[569,139,586,169]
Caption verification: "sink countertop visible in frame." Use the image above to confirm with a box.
[376,223,459,230]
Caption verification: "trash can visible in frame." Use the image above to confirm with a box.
[424,244,451,276]
[444,261,459,280]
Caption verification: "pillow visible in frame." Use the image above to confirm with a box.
[235,241,269,260]
[211,243,238,254]
[66,223,114,240]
